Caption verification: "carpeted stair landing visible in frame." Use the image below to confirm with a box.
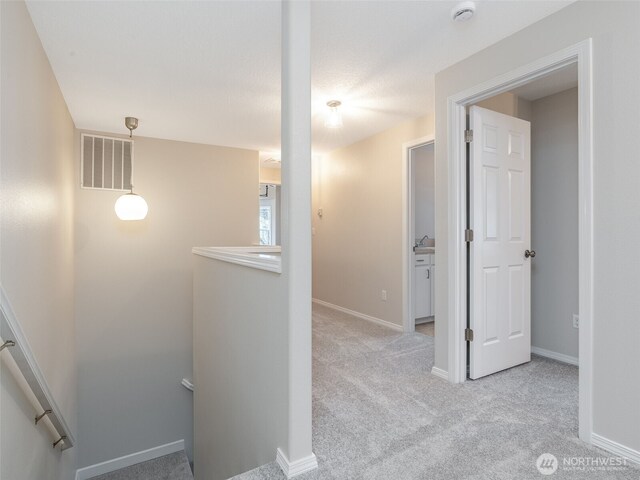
[88,451,193,480]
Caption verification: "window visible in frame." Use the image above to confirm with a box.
[259,205,273,245]
[259,183,279,245]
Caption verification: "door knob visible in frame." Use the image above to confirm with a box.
[525,249,536,259]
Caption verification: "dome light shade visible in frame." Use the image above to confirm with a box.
[115,192,148,220]
[325,100,343,129]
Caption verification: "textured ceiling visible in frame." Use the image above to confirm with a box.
[26,1,573,154]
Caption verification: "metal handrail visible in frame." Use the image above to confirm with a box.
[0,287,75,450]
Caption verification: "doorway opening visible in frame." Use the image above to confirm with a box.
[446,40,593,442]
[405,142,436,339]
[402,136,435,337]
[467,64,579,380]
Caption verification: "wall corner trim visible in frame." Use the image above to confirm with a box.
[592,433,640,466]
[430,366,448,381]
[276,448,318,479]
[312,299,403,332]
[75,439,185,480]
[531,346,578,366]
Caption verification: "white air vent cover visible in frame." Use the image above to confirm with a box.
[81,134,133,190]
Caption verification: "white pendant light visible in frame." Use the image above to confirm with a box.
[325,100,343,129]
[115,116,148,220]
[115,188,148,220]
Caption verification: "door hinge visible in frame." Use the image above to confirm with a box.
[464,129,473,143]
[465,328,474,342]
[465,229,474,243]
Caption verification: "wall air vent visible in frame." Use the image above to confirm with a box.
[81,133,133,191]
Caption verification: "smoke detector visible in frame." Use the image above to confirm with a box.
[452,1,476,22]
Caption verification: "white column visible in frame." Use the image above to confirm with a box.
[279,0,316,477]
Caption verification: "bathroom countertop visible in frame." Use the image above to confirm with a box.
[414,247,435,254]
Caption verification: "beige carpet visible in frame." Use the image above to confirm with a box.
[88,451,192,480]
[233,304,639,480]
[415,320,434,336]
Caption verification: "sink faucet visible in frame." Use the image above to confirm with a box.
[417,234,430,247]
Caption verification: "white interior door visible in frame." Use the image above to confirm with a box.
[469,106,531,380]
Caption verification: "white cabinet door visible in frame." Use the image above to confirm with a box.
[414,264,430,319]
[429,264,435,317]
[469,105,531,380]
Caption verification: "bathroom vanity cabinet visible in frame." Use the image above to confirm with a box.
[414,253,435,319]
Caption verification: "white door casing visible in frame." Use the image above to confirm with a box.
[469,106,531,380]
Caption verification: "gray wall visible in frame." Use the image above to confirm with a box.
[75,132,259,468]
[475,92,518,118]
[1,1,78,478]
[193,256,288,480]
[434,0,640,452]
[531,88,579,359]
[474,92,532,121]
[413,144,435,242]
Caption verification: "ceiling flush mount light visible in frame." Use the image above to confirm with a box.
[325,100,343,129]
[451,1,476,22]
[266,154,281,167]
[115,117,148,220]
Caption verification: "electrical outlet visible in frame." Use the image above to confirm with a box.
[381,290,387,301]
[572,314,579,329]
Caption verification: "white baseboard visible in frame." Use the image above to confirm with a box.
[431,366,448,381]
[415,317,434,325]
[75,439,185,480]
[592,433,640,466]
[531,346,578,366]
[276,448,318,478]
[312,299,403,332]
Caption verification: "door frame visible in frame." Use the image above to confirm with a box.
[402,135,435,333]
[446,39,593,443]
